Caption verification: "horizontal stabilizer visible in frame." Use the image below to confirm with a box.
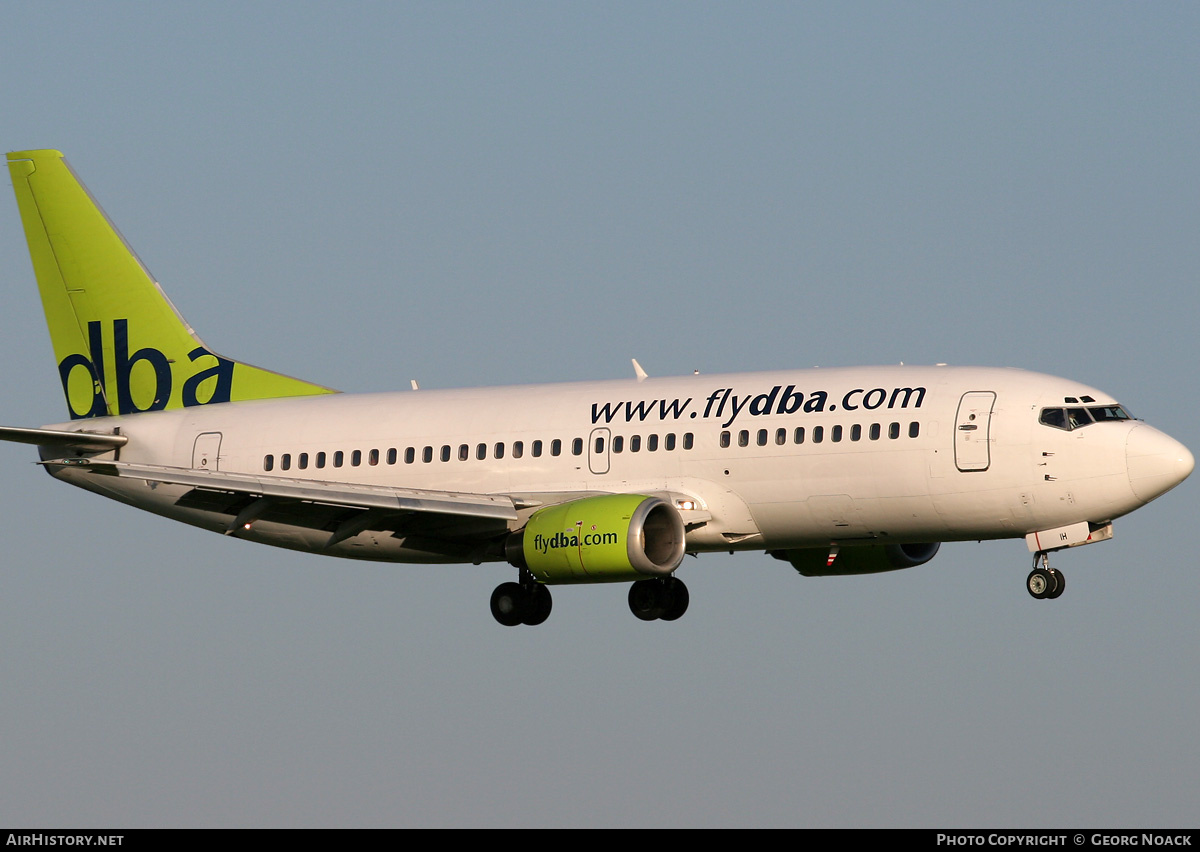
[0,425,127,451]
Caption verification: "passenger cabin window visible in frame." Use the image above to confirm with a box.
[263,454,274,471]
[334,451,344,468]
[683,432,694,450]
[572,438,583,456]
[551,439,562,457]
[532,440,543,458]
[613,436,624,453]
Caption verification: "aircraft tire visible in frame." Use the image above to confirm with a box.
[659,577,689,621]
[523,584,553,626]
[491,582,529,626]
[628,579,665,621]
[1046,569,1065,600]
[1026,568,1052,599]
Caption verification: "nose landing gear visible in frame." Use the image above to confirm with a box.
[1027,552,1065,600]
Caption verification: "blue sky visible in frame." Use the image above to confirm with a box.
[0,2,1197,827]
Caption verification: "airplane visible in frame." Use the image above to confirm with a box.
[2,149,1193,625]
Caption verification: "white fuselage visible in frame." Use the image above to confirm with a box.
[42,364,1191,563]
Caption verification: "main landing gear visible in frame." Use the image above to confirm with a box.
[628,577,689,622]
[490,580,553,626]
[1026,551,1065,600]
[489,575,692,625]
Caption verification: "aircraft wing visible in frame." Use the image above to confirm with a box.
[34,457,713,560]
[71,459,519,519]
[46,458,521,557]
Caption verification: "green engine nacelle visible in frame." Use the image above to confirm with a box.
[771,542,941,577]
[507,494,686,584]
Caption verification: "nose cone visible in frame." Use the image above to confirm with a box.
[1126,425,1194,504]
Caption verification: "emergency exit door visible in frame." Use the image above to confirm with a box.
[192,432,222,470]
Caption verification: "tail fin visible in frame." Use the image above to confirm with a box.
[7,149,337,420]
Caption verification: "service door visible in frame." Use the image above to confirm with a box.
[954,392,995,472]
[588,428,610,475]
[192,432,222,470]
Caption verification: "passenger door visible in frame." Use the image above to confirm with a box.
[954,392,995,472]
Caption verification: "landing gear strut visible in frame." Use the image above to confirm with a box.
[490,580,553,626]
[1026,552,1065,600]
[628,576,689,621]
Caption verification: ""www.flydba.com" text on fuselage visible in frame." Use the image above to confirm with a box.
[589,384,927,429]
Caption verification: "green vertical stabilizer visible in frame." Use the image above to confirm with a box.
[8,149,337,419]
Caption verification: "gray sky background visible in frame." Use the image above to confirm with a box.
[0,2,1197,828]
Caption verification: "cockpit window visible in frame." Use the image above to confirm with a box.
[1040,404,1133,431]
[1089,405,1133,422]
[1067,408,1092,429]
[1040,408,1067,429]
